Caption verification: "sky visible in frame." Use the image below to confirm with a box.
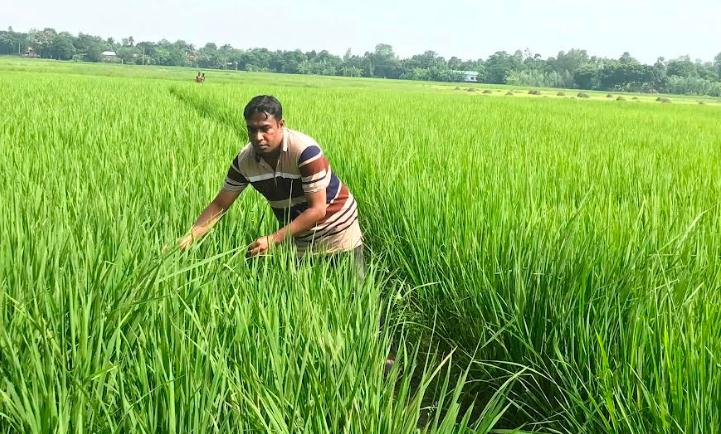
[2,0,720,64]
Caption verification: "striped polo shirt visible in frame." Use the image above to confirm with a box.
[222,128,363,254]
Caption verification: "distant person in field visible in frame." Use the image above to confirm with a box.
[201,72,206,82]
[195,72,204,83]
[179,95,364,268]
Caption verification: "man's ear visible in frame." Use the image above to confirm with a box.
[278,118,285,128]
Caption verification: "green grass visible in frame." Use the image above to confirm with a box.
[1,57,720,433]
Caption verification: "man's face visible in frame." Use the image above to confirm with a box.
[246,112,285,155]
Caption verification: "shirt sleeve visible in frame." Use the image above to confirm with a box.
[222,154,249,193]
[298,144,330,194]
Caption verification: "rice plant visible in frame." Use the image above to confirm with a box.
[1,58,720,433]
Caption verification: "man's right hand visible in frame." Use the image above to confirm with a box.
[178,234,194,251]
[174,189,241,253]
[160,233,193,254]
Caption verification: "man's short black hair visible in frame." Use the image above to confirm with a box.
[244,95,283,121]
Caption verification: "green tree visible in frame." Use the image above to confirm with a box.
[198,43,219,68]
[461,59,483,72]
[106,37,118,52]
[399,67,431,81]
[0,31,19,54]
[549,49,589,80]
[340,66,363,77]
[148,39,189,66]
[667,56,696,78]
[573,64,598,89]
[447,56,463,71]
[238,48,272,71]
[403,51,446,71]
[217,43,235,69]
[694,59,716,80]
[484,51,521,84]
[29,28,57,58]
[116,46,140,64]
[597,61,655,91]
[278,49,306,73]
[0,28,29,55]
[341,51,365,76]
[651,57,668,92]
[367,43,400,78]
[74,33,105,62]
[50,32,76,60]
[134,41,156,65]
[3,24,721,96]
[523,53,546,71]
[618,51,638,65]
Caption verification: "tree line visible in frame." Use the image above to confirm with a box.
[2,26,721,96]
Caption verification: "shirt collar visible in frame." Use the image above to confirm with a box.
[281,127,289,152]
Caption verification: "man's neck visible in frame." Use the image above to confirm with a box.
[261,147,282,170]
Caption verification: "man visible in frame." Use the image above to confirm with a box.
[179,97,389,369]
[179,95,364,268]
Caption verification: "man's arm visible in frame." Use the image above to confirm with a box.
[179,189,241,250]
[247,189,326,256]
